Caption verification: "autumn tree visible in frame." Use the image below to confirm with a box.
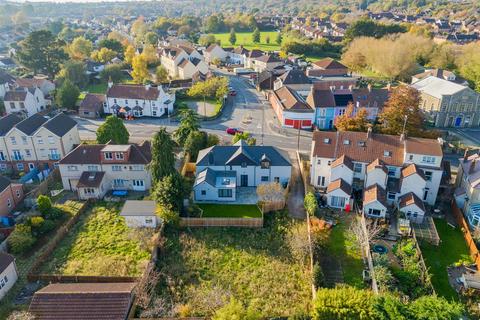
[458,42,480,90]
[155,65,169,83]
[144,31,159,45]
[96,115,130,144]
[335,102,369,132]
[276,32,282,45]
[131,16,147,44]
[304,192,317,216]
[91,47,116,64]
[124,45,136,65]
[142,44,159,65]
[131,54,149,84]
[68,36,93,60]
[378,85,425,137]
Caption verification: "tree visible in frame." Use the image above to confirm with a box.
[156,205,179,225]
[37,195,52,216]
[144,31,159,45]
[378,85,425,137]
[152,173,186,211]
[232,132,256,145]
[56,60,88,88]
[265,35,270,44]
[100,64,123,83]
[187,76,228,100]
[131,54,149,84]
[312,287,377,320]
[98,38,124,56]
[252,28,261,43]
[205,15,225,33]
[142,44,159,65]
[68,36,93,60]
[16,30,68,77]
[155,65,169,83]
[148,127,176,184]
[229,28,237,45]
[91,47,117,64]
[207,133,220,146]
[212,298,261,320]
[335,102,369,132]
[184,131,208,160]
[344,18,406,42]
[131,16,147,44]
[276,32,282,45]
[198,34,217,47]
[458,42,480,91]
[257,182,286,203]
[124,45,136,65]
[8,224,36,254]
[96,115,130,144]
[304,192,317,216]
[408,296,464,320]
[174,109,200,145]
[55,79,80,110]
[58,26,76,42]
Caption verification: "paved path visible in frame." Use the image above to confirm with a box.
[287,152,306,219]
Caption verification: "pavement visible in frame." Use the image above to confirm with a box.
[287,151,306,219]
[75,69,313,153]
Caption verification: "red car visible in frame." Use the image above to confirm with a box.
[229,90,237,96]
[226,128,243,135]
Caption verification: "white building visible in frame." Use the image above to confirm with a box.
[158,45,208,80]
[0,71,15,99]
[0,252,18,300]
[58,142,152,200]
[193,140,292,202]
[120,200,158,228]
[204,44,228,63]
[310,128,444,222]
[4,87,47,118]
[104,83,175,118]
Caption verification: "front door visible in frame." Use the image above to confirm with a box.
[455,116,462,127]
[241,175,248,187]
[28,163,35,170]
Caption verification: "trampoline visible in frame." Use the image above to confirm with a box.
[372,244,388,254]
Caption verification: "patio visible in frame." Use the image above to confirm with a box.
[234,187,259,204]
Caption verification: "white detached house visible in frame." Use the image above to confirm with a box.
[4,87,47,118]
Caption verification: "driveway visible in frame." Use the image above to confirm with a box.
[287,152,306,219]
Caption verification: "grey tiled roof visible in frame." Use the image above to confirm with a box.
[0,114,22,136]
[15,114,48,135]
[194,168,236,187]
[43,114,77,137]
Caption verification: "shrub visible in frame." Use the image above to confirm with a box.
[8,224,36,254]
[156,205,180,225]
[312,263,325,288]
[37,195,52,216]
[38,219,56,235]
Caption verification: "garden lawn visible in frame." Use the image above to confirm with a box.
[420,219,471,300]
[213,31,281,51]
[199,204,262,218]
[40,202,151,276]
[324,215,365,288]
[155,212,311,317]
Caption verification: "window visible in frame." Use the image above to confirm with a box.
[261,176,269,182]
[323,138,331,144]
[327,160,332,166]
[261,160,270,169]
[84,188,96,195]
[67,165,78,171]
[114,99,117,103]
[10,137,16,145]
[358,141,366,147]
[17,163,24,171]
[104,152,113,160]
[20,102,25,109]
[387,167,396,177]
[201,190,206,195]
[354,163,362,173]
[21,136,27,145]
[125,99,128,104]
[317,176,325,186]
[152,111,157,116]
[16,190,20,198]
[37,136,43,144]
[383,150,392,157]
[317,159,321,165]
[115,152,124,160]
[343,139,350,145]
[10,102,15,109]
[131,165,143,171]
[112,165,122,171]
[88,165,99,171]
[218,189,233,198]
[387,192,396,200]
[274,177,280,183]
[113,179,125,187]
[422,156,435,164]
[409,154,414,161]
[330,196,345,208]
[241,162,247,168]
[145,218,153,224]
[7,198,11,207]
[25,149,31,157]
[48,136,55,144]
[368,208,382,216]
[424,170,432,181]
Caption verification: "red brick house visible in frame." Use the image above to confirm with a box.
[0,176,23,216]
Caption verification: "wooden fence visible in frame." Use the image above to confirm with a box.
[28,274,138,283]
[24,168,61,200]
[260,200,285,213]
[180,217,263,228]
[452,200,480,269]
[411,229,436,295]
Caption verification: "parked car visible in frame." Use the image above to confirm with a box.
[229,90,237,96]
[226,128,243,135]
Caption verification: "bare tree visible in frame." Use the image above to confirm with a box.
[135,264,161,310]
[349,216,384,249]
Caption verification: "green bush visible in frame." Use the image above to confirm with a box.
[37,195,52,216]
[8,224,36,254]
[312,263,325,288]
[38,219,56,235]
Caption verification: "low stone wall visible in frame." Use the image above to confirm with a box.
[180,217,263,228]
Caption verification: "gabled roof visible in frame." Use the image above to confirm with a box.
[247,49,264,58]
[0,70,15,85]
[272,86,314,112]
[197,141,291,167]
[15,114,48,135]
[206,44,221,53]
[29,283,135,320]
[106,84,161,100]
[194,168,236,187]
[77,171,106,188]
[15,78,51,88]
[120,200,156,217]
[42,114,77,137]
[331,154,354,171]
[411,75,469,99]
[226,142,257,166]
[278,69,311,85]
[398,192,425,211]
[4,90,27,102]
[80,93,105,110]
[0,252,14,274]
[312,58,347,70]
[255,54,281,63]
[0,175,12,193]
[327,178,352,194]
[0,114,22,136]
[367,159,387,173]
[363,184,388,207]
[401,163,426,180]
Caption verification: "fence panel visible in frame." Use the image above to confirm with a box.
[180,217,263,228]
[451,201,480,269]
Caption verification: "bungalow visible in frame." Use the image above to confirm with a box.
[193,140,291,202]
[104,82,175,118]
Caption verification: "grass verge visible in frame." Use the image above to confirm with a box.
[198,204,262,218]
[420,219,471,300]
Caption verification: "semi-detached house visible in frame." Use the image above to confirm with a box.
[310,128,444,223]
[58,142,152,200]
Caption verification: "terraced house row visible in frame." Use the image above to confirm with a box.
[0,113,80,173]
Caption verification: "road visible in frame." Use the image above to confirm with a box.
[76,70,313,153]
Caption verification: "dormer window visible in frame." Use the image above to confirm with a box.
[324,138,331,144]
[343,139,350,145]
[384,151,392,157]
[261,160,270,169]
[104,152,113,160]
[115,152,124,160]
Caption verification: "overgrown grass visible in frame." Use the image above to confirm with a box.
[421,219,471,300]
[323,215,365,288]
[213,31,281,51]
[199,204,262,218]
[40,202,151,276]
[153,211,311,317]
